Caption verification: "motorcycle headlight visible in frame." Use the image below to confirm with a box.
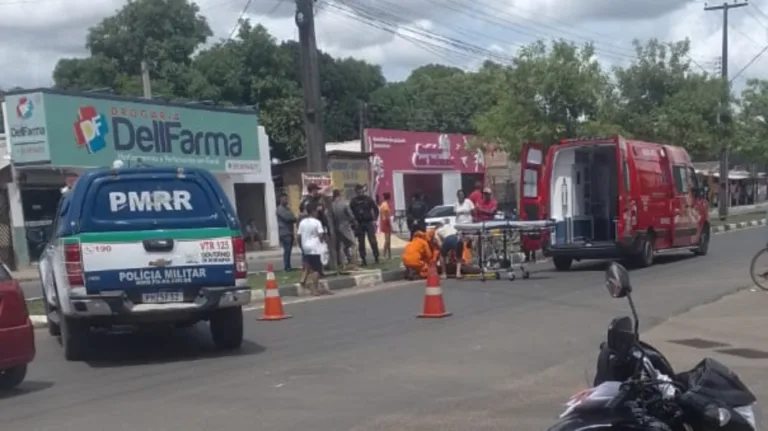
[734,403,761,430]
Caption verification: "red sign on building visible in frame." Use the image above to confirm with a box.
[366,128,486,211]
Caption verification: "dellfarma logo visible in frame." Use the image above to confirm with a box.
[108,107,244,157]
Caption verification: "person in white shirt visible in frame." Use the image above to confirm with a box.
[454,189,475,224]
[433,223,465,279]
[297,203,332,296]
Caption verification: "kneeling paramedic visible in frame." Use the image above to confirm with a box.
[401,230,435,279]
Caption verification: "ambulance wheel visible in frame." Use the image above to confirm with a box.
[553,257,573,271]
[509,273,516,281]
[60,316,89,361]
[637,236,655,268]
[694,224,710,256]
[210,306,244,350]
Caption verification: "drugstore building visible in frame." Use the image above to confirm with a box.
[1,89,277,269]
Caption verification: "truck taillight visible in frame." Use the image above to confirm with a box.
[64,243,84,287]
[232,237,247,279]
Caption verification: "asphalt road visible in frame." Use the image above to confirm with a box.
[3,226,765,431]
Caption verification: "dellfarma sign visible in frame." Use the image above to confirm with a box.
[2,89,261,173]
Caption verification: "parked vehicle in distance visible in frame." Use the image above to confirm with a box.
[520,136,710,271]
[38,166,251,361]
[0,264,35,390]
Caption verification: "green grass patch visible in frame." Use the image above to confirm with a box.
[711,210,766,226]
[26,298,45,316]
[247,259,403,289]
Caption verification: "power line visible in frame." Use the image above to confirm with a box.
[751,1,768,22]
[227,0,255,40]
[731,43,768,82]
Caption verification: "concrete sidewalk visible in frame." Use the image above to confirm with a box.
[643,288,768,409]
[246,233,409,263]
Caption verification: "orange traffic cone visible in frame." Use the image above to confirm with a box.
[258,264,292,321]
[417,263,452,318]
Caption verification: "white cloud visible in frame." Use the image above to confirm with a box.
[1,0,768,90]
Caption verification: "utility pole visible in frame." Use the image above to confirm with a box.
[705,1,747,220]
[358,101,367,153]
[140,60,152,99]
[295,0,326,172]
[295,0,339,272]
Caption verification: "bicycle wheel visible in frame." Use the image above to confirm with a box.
[749,248,768,291]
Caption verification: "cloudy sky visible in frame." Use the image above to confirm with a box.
[1,0,767,91]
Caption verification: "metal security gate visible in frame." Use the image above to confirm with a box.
[0,189,15,269]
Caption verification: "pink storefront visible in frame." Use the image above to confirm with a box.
[365,128,486,212]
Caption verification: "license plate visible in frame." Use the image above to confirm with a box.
[141,291,184,303]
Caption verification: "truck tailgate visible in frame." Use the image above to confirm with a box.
[80,229,237,302]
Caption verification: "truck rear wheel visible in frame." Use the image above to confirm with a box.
[60,316,89,361]
[553,256,573,271]
[0,365,27,390]
[210,306,244,350]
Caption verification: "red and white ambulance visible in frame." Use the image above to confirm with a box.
[519,135,710,270]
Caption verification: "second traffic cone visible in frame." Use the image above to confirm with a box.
[258,264,292,321]
[417,262,452,318]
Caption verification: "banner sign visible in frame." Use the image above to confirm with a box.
[301,172,333,195]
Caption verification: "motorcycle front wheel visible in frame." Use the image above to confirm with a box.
[749,247,768,291]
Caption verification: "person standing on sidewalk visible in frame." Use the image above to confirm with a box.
[349,184,380,266]
[468,180,483,207]
[406,193,428,239]
[331,189,358,270]
[297,202,332,296]
[275,193,297,271]
[379,192,393,260]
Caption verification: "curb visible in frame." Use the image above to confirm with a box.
[28,268,407,329]
[712,217,766,233]
[15,275,40,282]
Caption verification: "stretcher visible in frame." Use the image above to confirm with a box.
[454,220,555,281]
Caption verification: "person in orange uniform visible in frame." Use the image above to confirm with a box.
[402,230,435,279]
[379,192,393,260]
[425,228,441,263]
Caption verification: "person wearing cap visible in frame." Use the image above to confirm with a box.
[474,187,497,222]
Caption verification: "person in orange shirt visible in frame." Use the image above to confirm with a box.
[402,230,434,279]
[379,192,393,260]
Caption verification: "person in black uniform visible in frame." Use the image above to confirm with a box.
[349,184,380,266]
[406,192,428,239]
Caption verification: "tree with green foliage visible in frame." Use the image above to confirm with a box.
[612,39,722,160]
[53,0,213,98]
[734,79,768,164]
[473,40,616,159]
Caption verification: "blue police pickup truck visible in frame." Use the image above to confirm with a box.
[38,166,251,361]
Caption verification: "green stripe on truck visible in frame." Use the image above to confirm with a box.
[60,228,240,243]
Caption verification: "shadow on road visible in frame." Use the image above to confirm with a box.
[0,380,55,400]
[81,325,265,368]
[540,253,697,273]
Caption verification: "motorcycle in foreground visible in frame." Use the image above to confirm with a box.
[548,262,761,431]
